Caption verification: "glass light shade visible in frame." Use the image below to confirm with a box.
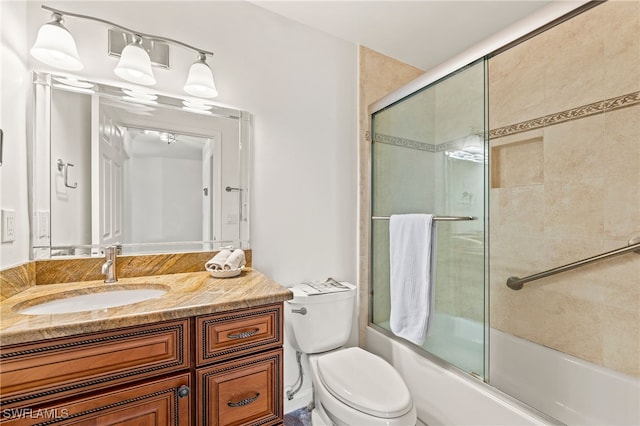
[114,43,156,86]
[30,22,83,71]
[184,60,218,98]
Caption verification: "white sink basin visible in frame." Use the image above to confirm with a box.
[18,286,168,315]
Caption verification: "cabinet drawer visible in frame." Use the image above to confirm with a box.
[196,348,282,426]
[0,319,189,408]
[1,374,191,426]
[196,304,282,366]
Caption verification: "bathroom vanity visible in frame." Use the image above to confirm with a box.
[0,269,291,425]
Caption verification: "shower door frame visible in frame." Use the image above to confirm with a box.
[361,0,599,382]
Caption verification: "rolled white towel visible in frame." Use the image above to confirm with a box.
[205,249,232,271]
[224,249,246,270]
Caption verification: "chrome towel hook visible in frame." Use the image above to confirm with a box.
[57,159,78,189]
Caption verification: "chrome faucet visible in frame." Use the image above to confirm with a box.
[101,245,120,283]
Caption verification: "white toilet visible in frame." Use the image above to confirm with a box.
[286,281,417,426]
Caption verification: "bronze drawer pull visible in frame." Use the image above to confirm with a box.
[227,328,259,339]
[227,392,260,407]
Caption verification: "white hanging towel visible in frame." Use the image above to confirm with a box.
[389,214,437,345]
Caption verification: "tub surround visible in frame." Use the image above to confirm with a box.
[0,267,291,346]
[489,0,640,377]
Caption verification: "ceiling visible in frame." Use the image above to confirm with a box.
[249,0,554,70]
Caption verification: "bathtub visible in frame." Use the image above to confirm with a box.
[367,316,640,425]
[490,327,640,426]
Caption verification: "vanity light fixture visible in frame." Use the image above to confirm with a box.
[184,53,218,98]
[52,76,94,89]
[30,12,83,71]
[122,88,158,101]
[182,99,214,112]
[114,36,156,86]
[121,96,158,106]
[30,5,218,98]
[51,76,95,94]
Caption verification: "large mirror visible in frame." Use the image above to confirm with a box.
[32,72,250,258]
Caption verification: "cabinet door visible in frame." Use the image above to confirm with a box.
[196,349,282,426]
[1,374,191,426]
[1,319,189,408]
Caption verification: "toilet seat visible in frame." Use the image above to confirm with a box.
[316,347,413,418]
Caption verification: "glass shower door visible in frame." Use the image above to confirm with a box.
[370,59,488,378]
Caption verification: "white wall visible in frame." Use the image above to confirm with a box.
[0,1,31,269]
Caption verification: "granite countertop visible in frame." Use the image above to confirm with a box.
[0,268,293,346]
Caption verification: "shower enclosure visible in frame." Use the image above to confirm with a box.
[370,59,488,378]
[367,2,639,424]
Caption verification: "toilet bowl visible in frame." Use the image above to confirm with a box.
[309,347,417,426]
[285,281,417,425]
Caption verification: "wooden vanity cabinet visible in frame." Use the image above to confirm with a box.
[0,303,284,426]
[195,304,284,426]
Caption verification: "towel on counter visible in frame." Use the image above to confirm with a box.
[205,249,232,270]
[389,214,437,345]
[224,249,246,270]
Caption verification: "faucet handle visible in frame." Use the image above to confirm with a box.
[101,259,113,275]
[102,245,120,283]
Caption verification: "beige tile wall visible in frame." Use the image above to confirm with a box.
[489,0,640,377]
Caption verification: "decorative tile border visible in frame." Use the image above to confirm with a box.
[373,133,437,152]
[490,91,640,139]
[372,132,484,153]
[370,91,640,145]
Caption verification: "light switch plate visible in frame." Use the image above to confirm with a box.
[34,210,50,246]
[1,209,16,243]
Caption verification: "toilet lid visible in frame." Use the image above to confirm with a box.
[317,347,412,418]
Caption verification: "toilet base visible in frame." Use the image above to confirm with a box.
[311,406,331,426]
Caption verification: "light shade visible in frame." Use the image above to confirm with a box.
[184,55,218,98]
[114,40,156,86]
[30,18,83,71]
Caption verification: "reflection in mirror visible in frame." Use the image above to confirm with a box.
[33,72,250,258]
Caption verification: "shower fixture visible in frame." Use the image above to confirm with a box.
[30,5,218,98]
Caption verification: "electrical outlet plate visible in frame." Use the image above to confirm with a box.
[1,209,16,243]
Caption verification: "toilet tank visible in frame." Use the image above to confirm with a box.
[285,282,356,354]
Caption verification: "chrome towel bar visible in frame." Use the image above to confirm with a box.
[507,241,640,290]
[372,215,477,221]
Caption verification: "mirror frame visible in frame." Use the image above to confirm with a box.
[30,71,251,259]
